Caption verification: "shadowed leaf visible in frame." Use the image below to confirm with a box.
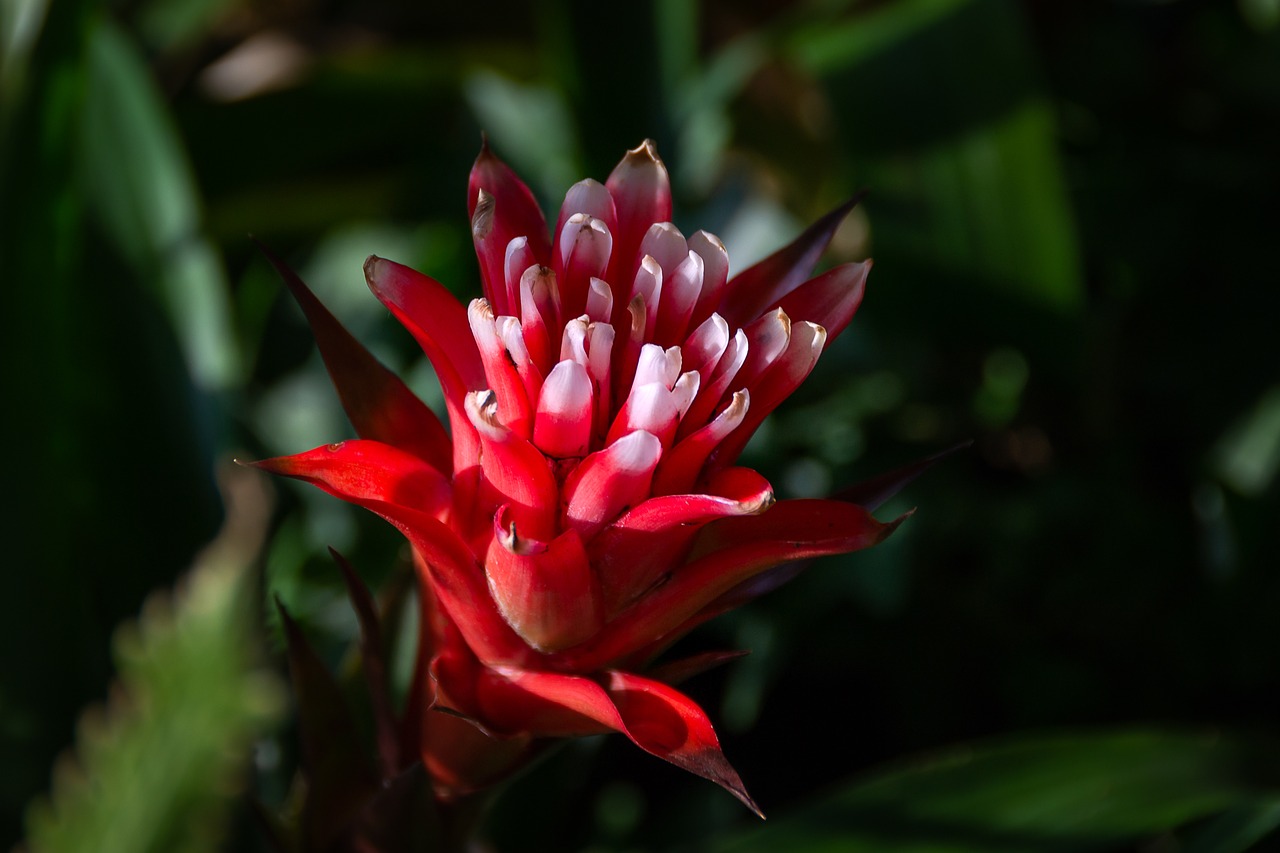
[834,441,973,510]
[21,466,284,853]
[259,241,453,474]
[718,193,866,327]
[329,547,400,781]
[716,729,1280,852]
[275,599,380,851]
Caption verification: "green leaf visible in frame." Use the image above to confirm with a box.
[464,69,582,204]
[1182,797,1280,853]
[716,730,1280,853]
[81,20,240,389]
[0,0,51,109]
[22,467,285,853]
[788,0,973,75]
[790,0,1085,313]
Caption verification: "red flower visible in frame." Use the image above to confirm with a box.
[255,140,903,814]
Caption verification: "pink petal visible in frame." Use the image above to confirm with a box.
[364,255,484,472]
[557,214,613,320]
[639,222,688,280]
[709,320,828,472]
[469,143,552,313]
[533,360,594,458]
[652,389,750,496]
[681,313,730,381]
[587,321,616,439]
[562,430,662,540]
[717,193,864,328]
[258,242,452,475]
[688,230,729,329]
[555,178,617,250]
[671,370,700,420]
[654,250,703,347]
[607,382,680,448]
[734,308,792,391]
[632,342,682,389]
[503,236,536,315]
[567,499,904,669]
[605,140,672,290]
[519,265,560,376]
[465,391,559,542]
[609,345,682,446]
[498,315,544,408]
[559,315,589,367]
[678,327,748,440]
[612,295,647,407]
[485,506,602,652]
[585,277,614,324]
[468,299,533,437]
[629,255,663,335]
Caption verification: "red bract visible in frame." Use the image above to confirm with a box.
[255,140,904,815]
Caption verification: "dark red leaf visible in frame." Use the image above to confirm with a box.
[717,193,866,328]
[330,548,400,780]
[833,441,973,510]
[646,650,750,686]
[255,240,452,474]
[275,599,379,850]
[566,500,906,669]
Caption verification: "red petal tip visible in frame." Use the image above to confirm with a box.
[687,749,762,818]
[238,456,276,471]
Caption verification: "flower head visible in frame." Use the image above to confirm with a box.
[256,140,901,814]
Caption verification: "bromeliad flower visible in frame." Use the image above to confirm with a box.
[255,140,904,815]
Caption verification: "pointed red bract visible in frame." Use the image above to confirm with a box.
[250,440,451,520]
[717,193,866,327]
[775,260,871,347]
[606,671,762,817]
[467,666,758,814]
[258,242,453,474]
[605,140,673,294]
[485,507,602,652]
[708,320,827,471]
[364,256,485,474]
[564,500,904,669]
[591,467,774,615]
[469,142,552,314]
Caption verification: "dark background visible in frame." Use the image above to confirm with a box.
[2,0,1278,850]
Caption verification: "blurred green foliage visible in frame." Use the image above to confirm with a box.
[718,730,1280,853]
[22,468,283,853]
[2,0,1278,850]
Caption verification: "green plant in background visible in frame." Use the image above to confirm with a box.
[3,0,1279,850]
[20,467,283,853]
